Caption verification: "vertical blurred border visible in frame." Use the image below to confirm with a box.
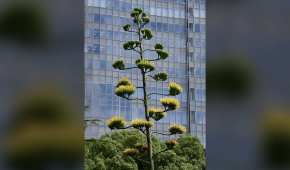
[0,0,84,170]
[207,0,290,169]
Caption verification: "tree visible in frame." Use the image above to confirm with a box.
[107,8,186,170]
[85,130,206,170]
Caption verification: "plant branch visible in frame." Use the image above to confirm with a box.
[133,48,142,54]
[147,93,170,97]
[123,96,144,102]
[128,30,138,33]
[123,66,138,70]
[144,49,157,53]
[117,125,133,130]
[151,131,172,136]
[145,70,154,74]
[137,128,146,135]
[148,58,161,62]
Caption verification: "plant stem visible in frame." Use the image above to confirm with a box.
[138,21,155,170]
[142,71,154,170]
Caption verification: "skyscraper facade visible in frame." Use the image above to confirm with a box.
[85,0,206,145]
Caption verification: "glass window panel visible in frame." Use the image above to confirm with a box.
[195,112,205,124]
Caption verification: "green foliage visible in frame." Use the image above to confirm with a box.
[168,124,187,135]
[154,43,164,50]
[174,136,206,170]
[135,143,149,153]
[85,131,205,170]
[133,8,143,14]
[141,29,153,40]
[107,116,126,130]
[112,60,125,70]
[153,72,167,81]
[130,8,144,24]
[105,155,138,170]
[160,98,180,111]
[85,155,106,170]
[131,10,140,18]
[123,41,140,50]
[156,49,169,59]
[154,150,195,170]
[123,24,131,31]
[168,82,183,96]
[141,16,150,24]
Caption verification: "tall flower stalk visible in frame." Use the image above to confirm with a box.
[107,8,185,170]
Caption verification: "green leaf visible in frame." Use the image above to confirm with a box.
[123,24,131,31]
[112,60,125,70]
[142,16,150,24]
[156,49,168,59]
[154,43,164,50]
[130,11,139,18]
[153,72,168,81]
[123,41,140,50]
[141,29,153,40]
[133,8,143,14]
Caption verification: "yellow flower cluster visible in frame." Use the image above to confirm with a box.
[168,82,183,96]
[168,124,186,134]
[131,119,153,129]
[116,77,131,87]
[115,84,135,97]
[107,116,126,130]
[136,59,155,72]
[123,148,139,156]
[160,97,180,110]
[165,140,178,149]
[135,143,148,153]
[148,107,166,121]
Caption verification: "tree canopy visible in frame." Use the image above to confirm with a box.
[85,130,205,170]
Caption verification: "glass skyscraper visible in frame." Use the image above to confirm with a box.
[85,0,206,145]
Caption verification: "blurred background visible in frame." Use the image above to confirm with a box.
[0,0,290,170]
[0,0,83,170]
[207,0,290,169]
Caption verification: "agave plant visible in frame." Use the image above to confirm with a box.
[106,8,185,170]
